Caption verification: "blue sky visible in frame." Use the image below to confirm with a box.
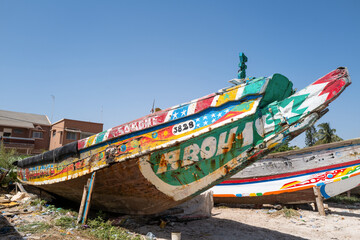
[1,0,359,147]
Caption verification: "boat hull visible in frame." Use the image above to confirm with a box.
[16,67,351,214]
[212,139,360,205]
[36,157,177,215]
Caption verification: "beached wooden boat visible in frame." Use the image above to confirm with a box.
[15,65,350,214]
[212,138,360,205]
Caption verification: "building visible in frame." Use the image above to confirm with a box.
[0,109,51,154]
[49,119,103,150]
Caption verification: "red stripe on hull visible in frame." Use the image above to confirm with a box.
[221,158,360,184]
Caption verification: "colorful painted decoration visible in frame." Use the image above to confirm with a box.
[15,65,351,215]
[212,138,360,203]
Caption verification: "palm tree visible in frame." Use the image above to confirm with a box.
[305,125,317,147]
[315,122,342,145]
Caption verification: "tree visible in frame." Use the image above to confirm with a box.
[0,143,20,185]
[305,125,317,147]
[315,122,342,145]
[272,142,300,153]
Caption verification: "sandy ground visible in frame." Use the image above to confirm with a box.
[133,203,360,240]
[1,199,360,240]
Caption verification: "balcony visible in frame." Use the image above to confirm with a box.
[0,136,35,149]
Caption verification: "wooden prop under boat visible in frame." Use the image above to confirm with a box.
[14,64,350,214]
[212,138,360,205]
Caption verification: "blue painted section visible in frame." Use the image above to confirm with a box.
[320,184,331,199]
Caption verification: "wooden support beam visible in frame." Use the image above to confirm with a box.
[82,172,96,224]
[77,178,91,223]
[16,182,27,193]
[313,186,325,216]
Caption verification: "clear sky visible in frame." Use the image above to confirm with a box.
[1,0,359,147]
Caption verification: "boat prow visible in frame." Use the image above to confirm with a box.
[15,65,351,214]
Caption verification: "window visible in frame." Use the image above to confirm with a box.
[66,132,77,140]
[80,132,94,139]
[52,130,56,137]
[32,131,43,139]
[3,128,12,137]
[60,131,63,144]
[14,129,24,135]
[3,132,11,137]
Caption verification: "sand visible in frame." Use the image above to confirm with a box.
[134,203,360,240]
[1,196,360,240]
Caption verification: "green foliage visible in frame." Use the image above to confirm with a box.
[0,143,22,185]
[17,222,52,234]
[305,125,317,147]
[281,207,301,218]
[325,195,360,204]
[268,207,300,218]
[86,216,141,240]
[304,122,343,147]
[30,198,47,206]
[0,143,17,169]
[315,122,342,145]
[54,216,75,229]
[272,142,299,153]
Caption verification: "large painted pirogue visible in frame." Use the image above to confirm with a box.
[212,138,360,204]
[15,65,350,214]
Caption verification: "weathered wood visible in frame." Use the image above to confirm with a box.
[82,172,96,224]
[16,67,351,215]
[313,186,325,216]
[16,182,27,193]
[77,178,90,223]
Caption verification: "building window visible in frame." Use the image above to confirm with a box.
[14,129,24,135]
[66,132,77,140]
[52,130,56,137]
[3,128,12,137]
[60,131,63,144]
[80,132,94,139]
[32,131,43,139]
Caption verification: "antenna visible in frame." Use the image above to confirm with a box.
[151,99,155,113]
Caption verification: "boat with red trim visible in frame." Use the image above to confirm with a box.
[212,138,360,204]
[14,54,351,214]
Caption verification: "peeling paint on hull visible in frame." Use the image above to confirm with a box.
[16,67,351,214]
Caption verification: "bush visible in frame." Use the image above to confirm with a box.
[0,143,22,185]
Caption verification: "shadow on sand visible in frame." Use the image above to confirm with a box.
[128,215,308,240]
[0,214,23,240]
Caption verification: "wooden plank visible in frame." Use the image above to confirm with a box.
[16,182,27,193]
[77,178,90,223]
[82,172,96,224]
[347,190,351,198]
[313,186,325,216]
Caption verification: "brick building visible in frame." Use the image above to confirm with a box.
[0,110,51,154]
[49,119,103,150]
[0,110,104,154]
